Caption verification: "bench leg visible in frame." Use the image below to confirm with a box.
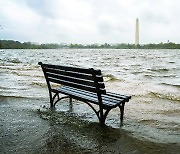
[53,95,71,107]
[99,107,104,125]
[119,102,125,122]
[51,93,59,107]
[50,95,54,108]
[69,97,73,112]
[98,108,111,125]
[69,97,72,103]
[84,102,108,125]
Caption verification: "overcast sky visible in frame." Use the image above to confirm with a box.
[0,0,179,44]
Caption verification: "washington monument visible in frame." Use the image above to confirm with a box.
[135,18,139,45]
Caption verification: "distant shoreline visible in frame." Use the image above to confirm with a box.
[1,40,180,49]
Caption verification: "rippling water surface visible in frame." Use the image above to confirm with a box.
[0,49,180,153]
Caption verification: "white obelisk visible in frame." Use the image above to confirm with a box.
[135,18,139,45]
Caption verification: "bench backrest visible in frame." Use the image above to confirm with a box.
[38,62,106,95]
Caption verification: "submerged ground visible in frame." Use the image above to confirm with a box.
[1,95,179,154]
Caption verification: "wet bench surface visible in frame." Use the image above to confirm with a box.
[38,62,131,124]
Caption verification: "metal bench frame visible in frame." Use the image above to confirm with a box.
[39,62,131,125]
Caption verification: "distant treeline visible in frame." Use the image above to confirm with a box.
[0,40,180,49]
[0,40,60,49]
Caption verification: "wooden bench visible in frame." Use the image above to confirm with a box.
[38,62,131,125]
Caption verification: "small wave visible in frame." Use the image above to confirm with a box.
[139,119,158,125]
[103,57,112,60]
[0,94,43,101]
[103,74,123,82]
[0,95,27,100]
[30,82,47,87]
[144,74,155,78]
[132,71,143,75]
[144,74,176,78]
[161,83,180,88]
[168,61,175,64]
[158,109,180,116]
[158,74,177,78]
[147,92,180,101]
[0,86,10,90]
[5,58,22,64]
[11,71,43,77]
[148,68,169,72]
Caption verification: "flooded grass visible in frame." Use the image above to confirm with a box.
[1,96,180,154]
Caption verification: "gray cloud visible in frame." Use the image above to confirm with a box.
[0,0,179,44]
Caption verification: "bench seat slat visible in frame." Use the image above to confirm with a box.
[53,86,127,108]
[52,88,99,104]
[106,92,131,101]
[60,86,126,104]
[55,89,118,108]
[43,63,101,75]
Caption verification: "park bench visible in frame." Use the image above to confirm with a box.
[38,62,131,124]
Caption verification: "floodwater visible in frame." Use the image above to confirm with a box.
[0,49,180,153]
